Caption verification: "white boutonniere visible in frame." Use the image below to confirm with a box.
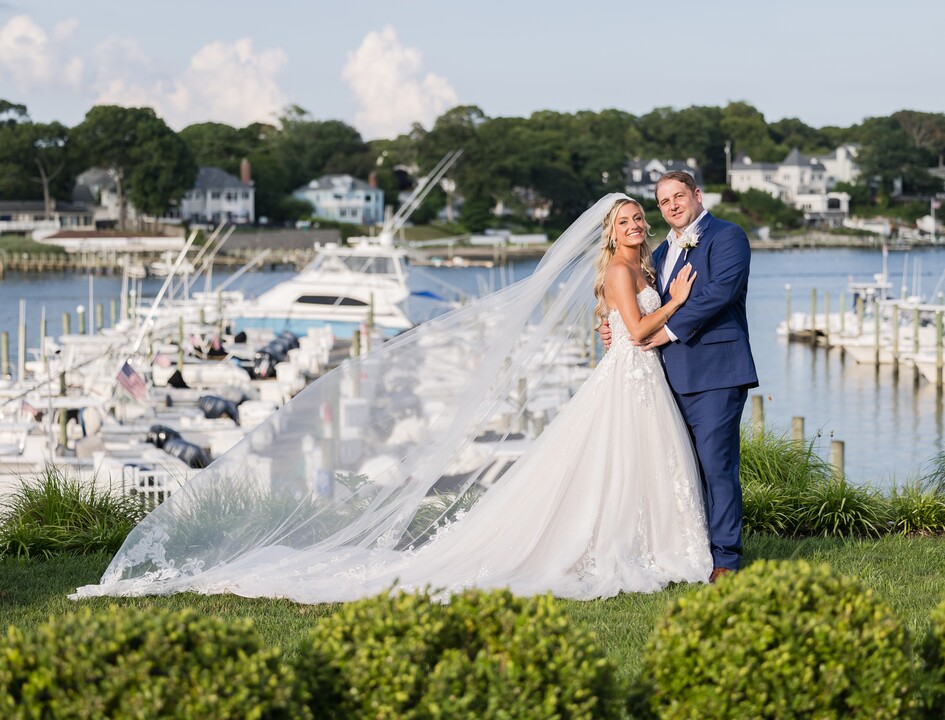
[674,230,699,258]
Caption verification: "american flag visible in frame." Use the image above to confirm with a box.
[116,361,147,400]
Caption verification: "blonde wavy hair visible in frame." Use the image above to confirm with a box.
[592,197,656,328]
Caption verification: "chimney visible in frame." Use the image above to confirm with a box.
[368,170,378,188]
[240,158,252,185]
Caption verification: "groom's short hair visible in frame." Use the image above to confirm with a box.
[655,171,699,198]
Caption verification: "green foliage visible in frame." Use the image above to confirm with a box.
[737,188,804,228]
[292,587,623,719]
[0,605,307,719]
[890,480,945,536]
[643,560,916,719]
[0,466,146,559]
[72,105,197,226]
[741,429,901,538]
[921,597,945,716]
[796,477,889,537]
[0,237,66,254]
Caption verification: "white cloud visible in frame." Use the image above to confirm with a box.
[89,37,288,129]
[0,14,83,91]
[342,26,458,140]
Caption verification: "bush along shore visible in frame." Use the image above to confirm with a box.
[1,432,945,718]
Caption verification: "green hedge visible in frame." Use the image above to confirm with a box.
[0,606,308,719]
[922,597,945,716]
[641,560,915,719]
[291,587,623,719]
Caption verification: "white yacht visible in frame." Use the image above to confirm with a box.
[228,238,415,338]
[227,151,464,340]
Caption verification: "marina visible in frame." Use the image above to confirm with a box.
[0,244,942,498]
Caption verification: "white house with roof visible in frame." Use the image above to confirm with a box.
[179,166,255,224]
[293,174,384,225]
[814,143,860,188]
[731,148,851,227]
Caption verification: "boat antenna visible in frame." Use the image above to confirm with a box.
[377,149,463,246]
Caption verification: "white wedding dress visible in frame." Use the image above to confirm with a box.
[71,194,712,604]
[149,287,711,602]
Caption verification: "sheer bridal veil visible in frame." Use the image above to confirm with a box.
[72,193,630,602]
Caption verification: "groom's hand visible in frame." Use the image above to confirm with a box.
[636,327,670,351]
[599,319,612,350]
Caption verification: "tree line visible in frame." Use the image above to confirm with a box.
[1,98,943,232]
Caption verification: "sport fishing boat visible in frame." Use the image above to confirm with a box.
[228,151,464,339]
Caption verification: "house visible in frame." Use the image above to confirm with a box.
[178,164,255,225]
[813,143,860,188]
[730,148,851,227]
[0,200,95,240]
[624,158,704,200]
[293,174,384,225]
[73,163,255,227]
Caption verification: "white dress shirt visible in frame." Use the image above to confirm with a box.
[661,209,707,342]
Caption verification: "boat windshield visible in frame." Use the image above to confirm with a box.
[338,255,398,274]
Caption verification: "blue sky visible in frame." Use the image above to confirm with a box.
[1,1,942,140]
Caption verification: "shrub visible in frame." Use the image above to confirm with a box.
[292,587,623,719]
[0,466,147,559]
[0,605,308,719]
[642,560,915,719]
[922,597,945,716]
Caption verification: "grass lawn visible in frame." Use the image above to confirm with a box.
[3,533,944,683]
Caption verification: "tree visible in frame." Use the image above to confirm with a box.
[72,105,196,229]
[0,99,28,127]
[893,110,945,167]
[275,106,370,190]
[720,102,781,163]
[179,121,258,176]
[768,117,832,157]
[856,115,937,200]
[0,115,73,212]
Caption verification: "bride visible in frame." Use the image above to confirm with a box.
[72,194,711,603]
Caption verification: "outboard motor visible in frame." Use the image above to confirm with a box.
[162,436,211,469]
[166,369,189,388]
[146,424,181,449]
[253,349,279,379]
[198,395,240,425]
[277,330,300,351]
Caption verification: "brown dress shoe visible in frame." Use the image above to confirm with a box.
[709,567,734,584]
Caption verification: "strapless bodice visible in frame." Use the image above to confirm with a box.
[607,286,661,344]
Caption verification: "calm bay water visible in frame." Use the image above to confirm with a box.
[1,245,943,488]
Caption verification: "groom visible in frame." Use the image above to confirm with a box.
[603,172,758,580]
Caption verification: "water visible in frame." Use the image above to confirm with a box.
[1,246,943,488]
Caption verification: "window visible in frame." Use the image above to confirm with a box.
[297,295,368,306]
[211,191,221,199]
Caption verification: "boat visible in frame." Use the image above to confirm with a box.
[227,151,465,339]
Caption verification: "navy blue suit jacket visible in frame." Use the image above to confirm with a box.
[653,212,758,395]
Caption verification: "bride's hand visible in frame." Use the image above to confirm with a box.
[669,263,697,304]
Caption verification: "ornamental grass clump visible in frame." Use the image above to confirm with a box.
[0,605,308,719]
[0,465,146,559]
[291,587,623,719]
[889,480,945,536]
[641,560,916,719]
